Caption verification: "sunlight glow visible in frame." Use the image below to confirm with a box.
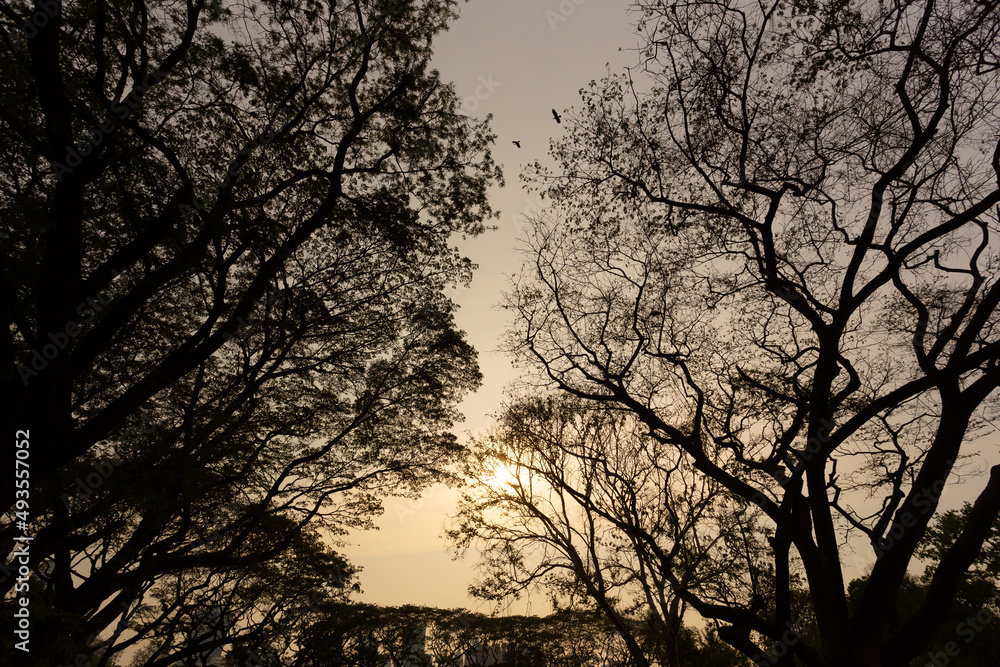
[483,457,523,491]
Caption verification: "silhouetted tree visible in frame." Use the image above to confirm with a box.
[282,603,436,667]
[507,0,1000,665]
[841,504,1000,667]
[0,0,500,663]
[285,604,635,667]
[448,396,759,667]
[677,626,750,667]
[122,527,358,667]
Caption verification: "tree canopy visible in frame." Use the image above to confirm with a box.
[261,602,652,667]
[503,0,1000,665]
[0,0,500,663]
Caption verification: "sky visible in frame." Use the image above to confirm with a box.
[338,0,642,613]
[337,0,1000,615]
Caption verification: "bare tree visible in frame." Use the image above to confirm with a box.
[448,397,757,667]
[506,0,1000,665]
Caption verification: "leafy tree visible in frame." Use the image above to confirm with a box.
[123,526,358,667]
[448,396,758,667]
[506,0,1000,665]
[917,501,1000,601]
[537,609,637,667]
[288,604,639,667]
[677,626,750,667]
[284,602,436,667]
[842,505,1000,667]
[0,0,500,663]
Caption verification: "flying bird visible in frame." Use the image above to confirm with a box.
[512,140,521,148]
[551,109,561,124]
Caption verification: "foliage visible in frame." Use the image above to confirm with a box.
[917,502,1000,597]
[228,601,760,666]
[677,626,751,667]
[262,603,639,667]
[0,0,500,663]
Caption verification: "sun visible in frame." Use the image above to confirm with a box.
[482,457,523,491]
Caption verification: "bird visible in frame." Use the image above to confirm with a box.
[551,109,561,124]
[512,140,521,148]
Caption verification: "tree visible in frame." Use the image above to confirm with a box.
[0,0,500,663]
[677,626,751,667]
[448,396,759,667]
[844,503,1000,667]
[283,603,436,667]
[917,501,1000,599]
[291,604,638,667]
[121,526,358,667]
[506,0,1000,665]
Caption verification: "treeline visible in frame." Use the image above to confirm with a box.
[188,548,1000,667]
[220,604,746,667]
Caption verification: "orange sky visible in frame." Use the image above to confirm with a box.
[339,0,639,612]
